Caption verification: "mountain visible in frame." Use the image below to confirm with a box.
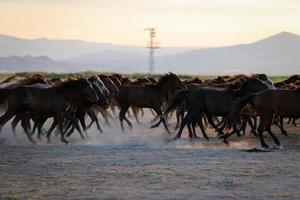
[0,56,76,72]
[154,32,300,75]
[0,32,299,74]
[0,34,195,60]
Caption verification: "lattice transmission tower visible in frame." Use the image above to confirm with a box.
[145,27,160,74]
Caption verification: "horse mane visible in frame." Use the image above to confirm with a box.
[121,77,131,85]
[50,77,63,85]
[224,76,253,93]
[185,77,203,84]
[275,75,300,87]
[252,73,268,81]
[211,75,250,88]
[98,74,108,79]
[1,75,22,83]
[111,73,123,80]
[54,78,89,92]
[108,75,122,86]
[18,73,49,85]
[155,73,179,88]
[148,77,157,84]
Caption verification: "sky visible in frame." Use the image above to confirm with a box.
[0,0,299,47]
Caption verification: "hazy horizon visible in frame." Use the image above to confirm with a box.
[1,0,299,47]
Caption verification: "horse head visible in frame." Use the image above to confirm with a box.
[79,78,99,103]
[157,73,186,91]
[88,75,110,107]
[252,74,275,89]
[88,75,110,98]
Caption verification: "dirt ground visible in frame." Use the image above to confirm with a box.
[0,116,300,200]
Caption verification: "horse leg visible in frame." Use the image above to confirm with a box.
[11,115,21,140]
[64,118,74,135]
[187,121,194,140]
[149,108,156,117]
[247,116,258,136]
[174,109,181,130]
[66,113,84,139]
[123,116,133,129]
[56,114,68,144]
[206,114,224,135]
[46,119,57,143]
[150,117,162,128]
[240,116,248,136]
[132,107,140,124]
[198,116,209,140]
[152,106,170,134]
[174,113,189,139]
[292,118,297,126]
[85,113,95,130]
[265,117,280,146]
[0,110,17,133]
[277,116,288,136]
[141,108,145,117]
[99,109,112,127]
[257,116,270,148]
[119,104,130,131]
[191,119,198,139]
[19,112,36,144]
[89,110,103,134]
[78,115,90,138]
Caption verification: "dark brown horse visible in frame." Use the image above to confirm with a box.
[116,73,185,132]
[0,78,98,144]
[154,76,273,140]
[226,89,300,148]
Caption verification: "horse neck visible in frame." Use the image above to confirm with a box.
[156,80,174,96]
[52,84,79,103]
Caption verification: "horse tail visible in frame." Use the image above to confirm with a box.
[226,93,256,130]
[163,90,188,116]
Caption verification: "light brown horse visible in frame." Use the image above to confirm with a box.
[226,89,300,148]
[116,73,185,133]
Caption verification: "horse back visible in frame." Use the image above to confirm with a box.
[117,85,160,107]
[254,90,300,117]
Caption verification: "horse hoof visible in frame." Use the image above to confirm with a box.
[218,135,225,139]
[62,139,69,144]
[150,124,157,129]
[282,131,288,136]
[173,136,180,140]
[223,139,229,145]
[261,143,269,148]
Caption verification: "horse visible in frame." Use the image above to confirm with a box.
[226,89,300,148]
[64,75,110,137]
[0,78,98,144]
[154,76,274,140]
[116,73,186,133]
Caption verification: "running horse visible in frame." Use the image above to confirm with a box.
[0,78,98,144]
[226,88,300,148]
[116,73,186,133]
